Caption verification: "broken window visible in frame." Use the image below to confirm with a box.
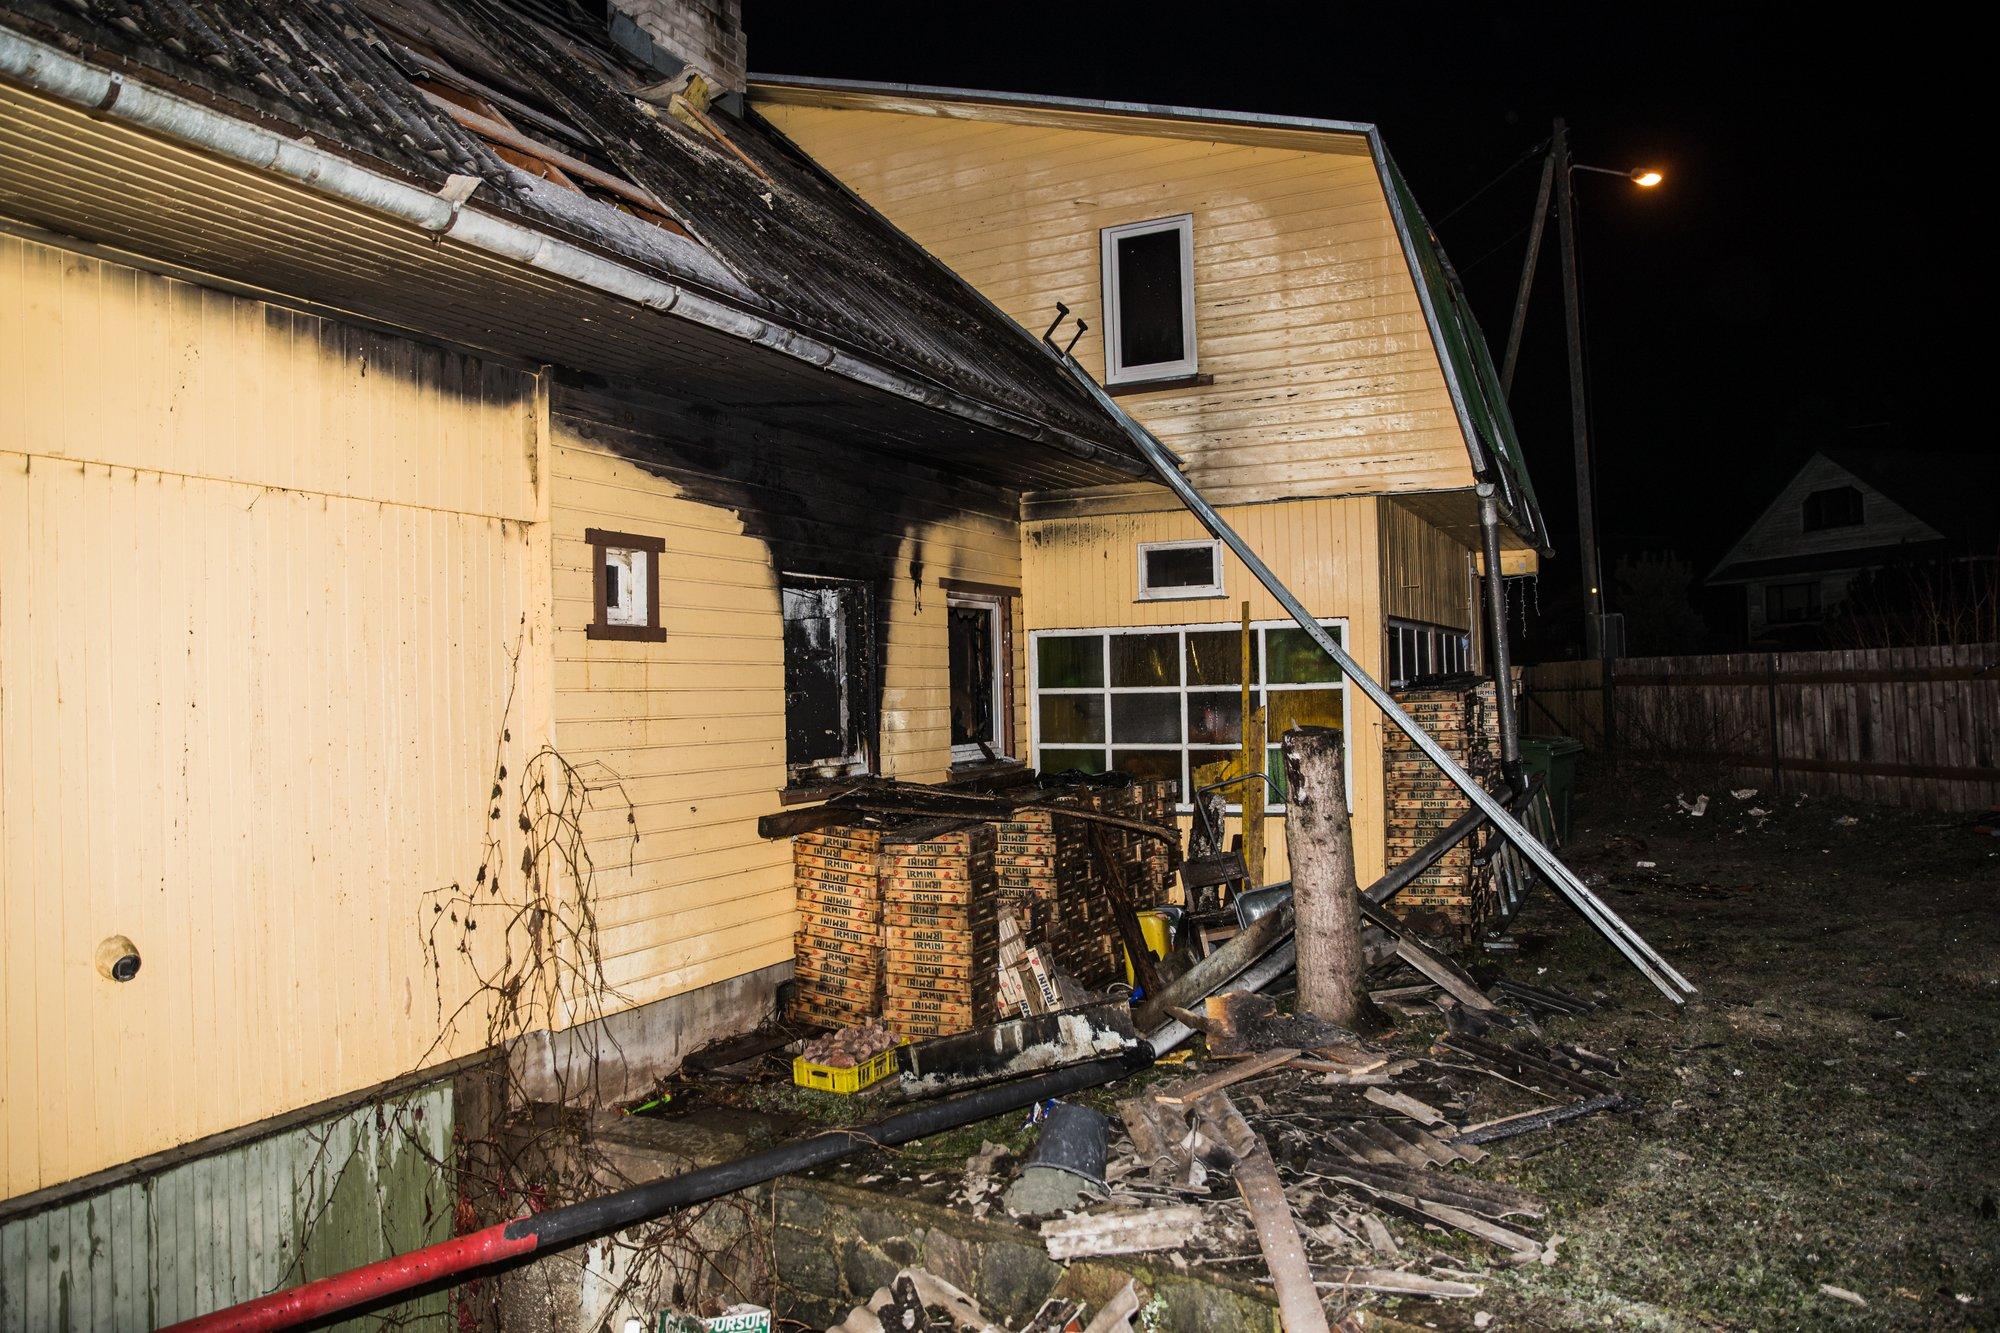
[1101,215,1197,385]
[586,528,666,642]
[1032,620,1348,812]
[1802,485,1862,532]
[1137,539,1224,601]
[783,574,875,782]
[947,589,1013,764]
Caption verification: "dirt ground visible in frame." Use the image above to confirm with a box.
[662,758,1998,1330]
[1437,757,2000,1330]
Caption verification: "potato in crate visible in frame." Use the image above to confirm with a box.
[792,1022,902,1094]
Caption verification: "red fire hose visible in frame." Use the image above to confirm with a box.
[158,1049,1149,1332]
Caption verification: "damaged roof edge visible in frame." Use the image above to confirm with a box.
[0,27,1150,481]
[1370,134,1545,551]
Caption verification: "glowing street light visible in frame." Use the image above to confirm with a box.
[1573,162,1666,188]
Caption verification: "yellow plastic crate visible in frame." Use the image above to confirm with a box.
[792,1043,900,1095]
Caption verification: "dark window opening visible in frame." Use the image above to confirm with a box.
[948,593,1012,761]
[1103,216,1195,383]
[782,575,875,781]
[1765,581,1822,624]
[1803,485,1863,532]
[1115,228,1187,369]
[1138,540,1223,600]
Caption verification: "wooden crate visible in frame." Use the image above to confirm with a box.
[790,823,884,1026]
[882,824,1000,1039]
[1384,681,1505,937]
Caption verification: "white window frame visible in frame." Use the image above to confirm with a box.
[1027,618,1350,815]
[1100,214,1198,385]
[947,590,1010,764]
[1136,538,1225,602]
[602,546,650,627]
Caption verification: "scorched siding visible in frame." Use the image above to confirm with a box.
[549,383,1031,1007]
[0,233,541,1198]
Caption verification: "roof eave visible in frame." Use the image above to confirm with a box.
[0,23,1148,481]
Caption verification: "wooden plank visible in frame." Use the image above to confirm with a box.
[1195,1093,1330,1333]
[1152,1048,1302,1106]
[1363,1086,1445,1125]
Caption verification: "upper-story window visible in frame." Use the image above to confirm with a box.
[1101,215,1197,385]
[1802,485,1862,532]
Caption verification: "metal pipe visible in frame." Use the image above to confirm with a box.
[1041,342,1692,1003]
[1478,486,1524,778]
[0,29,1146,478]
[160,1050,1152,1332]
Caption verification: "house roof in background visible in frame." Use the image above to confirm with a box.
[1817,446,2000,549]
[1707,447,1999,584]
[753,74,1550,547]
[0,0,1138,465]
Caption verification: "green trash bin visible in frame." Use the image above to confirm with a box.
[1520,736,1584,840]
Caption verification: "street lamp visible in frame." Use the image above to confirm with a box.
[1496,119,1664,660]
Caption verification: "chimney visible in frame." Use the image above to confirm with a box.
[608,0,746,95]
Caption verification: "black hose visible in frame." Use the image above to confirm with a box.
[511,1048,1153,1251]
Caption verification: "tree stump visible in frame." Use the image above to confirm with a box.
[1284,725,1365,1027]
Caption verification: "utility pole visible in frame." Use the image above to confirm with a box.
[1552,119,1607,658]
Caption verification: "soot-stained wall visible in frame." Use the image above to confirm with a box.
[547,377,1030,1008]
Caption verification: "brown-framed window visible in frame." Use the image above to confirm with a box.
[585,528,666,642]
[942,578,1018,766]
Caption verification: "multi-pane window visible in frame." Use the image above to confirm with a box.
[1385,618,1471,688]
[1764,581,1821,624]
[1100,215,1197,385]
[1031,620,1347,813]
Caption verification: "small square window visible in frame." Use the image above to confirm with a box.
[585,528,665,642]
[1137,539,1224,601]
[1101,215,1196,385]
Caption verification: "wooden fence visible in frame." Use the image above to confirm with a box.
[1520,644,2000,810]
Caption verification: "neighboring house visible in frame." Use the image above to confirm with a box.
[755,78,1547,884]
[0,0,1148,1318]
[1707,448,2000,644]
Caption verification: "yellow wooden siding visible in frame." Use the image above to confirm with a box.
[549,389,1029,1009]
[1022,496,1386,883]
[757,103,1478,512]
[0,235,541,1198]
[1380,498,1476,630]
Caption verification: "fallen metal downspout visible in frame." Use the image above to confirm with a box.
[1043,348,1694,1004]
[159,1050,1152,1332]
[0,29,1144,479]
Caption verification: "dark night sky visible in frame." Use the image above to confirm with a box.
[742,4,1965,649]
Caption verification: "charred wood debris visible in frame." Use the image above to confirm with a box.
[678,771,1640,1330]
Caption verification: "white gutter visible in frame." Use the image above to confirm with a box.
[0,29,1143,476]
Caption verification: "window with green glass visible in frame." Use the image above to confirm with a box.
[1029,619,1348,811]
